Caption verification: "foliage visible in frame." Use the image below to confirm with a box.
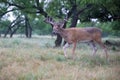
[31,17,52,35]
[0,0,120,37]
[0,20,10,33]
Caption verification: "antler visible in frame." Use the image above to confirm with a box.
[57,15,68,28]
[44,16,55,25]
[44,15,68,28]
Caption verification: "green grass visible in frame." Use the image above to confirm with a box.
[0,36,120,80]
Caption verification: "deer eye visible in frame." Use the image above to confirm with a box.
[58,24,61,27]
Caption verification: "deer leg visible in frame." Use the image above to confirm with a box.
[63,43,70,58]
[89,41,97,56]
[98,41,108,59]
[72,42,77,59]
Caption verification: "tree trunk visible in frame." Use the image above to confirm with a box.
[55,34,62,47]
[4,15,21,38]
[4,26,12,38]
[70,5,78,27]
[70,15,78,27]
[25,15,32,38]
[10,26,20,38]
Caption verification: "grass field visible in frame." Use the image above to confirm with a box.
[0,36,120,80]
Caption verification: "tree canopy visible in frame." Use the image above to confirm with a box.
[0,0,120,46]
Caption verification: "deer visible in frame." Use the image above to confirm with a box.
[44,17,108,59]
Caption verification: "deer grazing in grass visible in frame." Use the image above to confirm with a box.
[44,17,108,59]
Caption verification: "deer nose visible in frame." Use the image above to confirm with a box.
[52,31,57,35]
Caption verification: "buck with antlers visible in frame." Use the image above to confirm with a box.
[44,17,108,59]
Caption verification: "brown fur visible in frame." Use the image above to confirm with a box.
[55,27,102,44]
[52,25,108,59]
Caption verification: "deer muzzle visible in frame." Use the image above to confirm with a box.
[52,31,57,35]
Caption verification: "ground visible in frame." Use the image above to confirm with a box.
[0,35,120,80]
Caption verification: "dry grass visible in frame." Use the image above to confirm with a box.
[0,36,120,80]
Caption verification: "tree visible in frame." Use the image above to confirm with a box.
[0,0,48,38]
[0,0,120,45]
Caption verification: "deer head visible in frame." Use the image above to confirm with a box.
[51,20,65,34]
[44,16,68,34]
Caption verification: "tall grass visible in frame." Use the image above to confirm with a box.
[0,36,120,80]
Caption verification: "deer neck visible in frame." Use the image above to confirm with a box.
[58,28,67,38]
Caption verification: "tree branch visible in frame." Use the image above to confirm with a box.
[77,4,92,15]
[0,9,19,18]
[5,1,25,9]
[35,0,40,7]
[34,6,48,17]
